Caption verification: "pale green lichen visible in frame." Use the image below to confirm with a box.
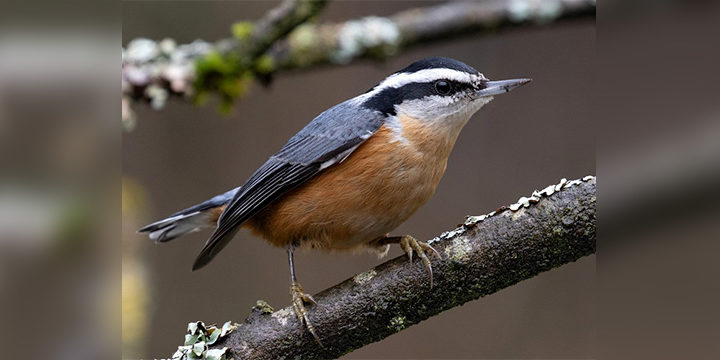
[254,54,275,74]
[193,50,254,112]
[158,38,177,55]
[289,24,318,50]
[354,269,376,285]
[172,321,236,360]
[389,315,408,332]
[508,0,563,24]
[511,207,527,220]
[280,23,322,68]
[231,21,254,40]
[429,226,466,245]
[464,210,497,227]
[272,307,293,326]
[534,0,563,23]
[125,38,158,62]
[333,16,400,63]
[464,215,483,225]
[253,300,275,315]
[445,237,472,262]
[145,84,168,110]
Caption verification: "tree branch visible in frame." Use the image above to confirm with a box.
[122,0,328,126]
[268,0,595,70]
[173,176,596,359]
[243,0,329,60]
[121,0,595,126]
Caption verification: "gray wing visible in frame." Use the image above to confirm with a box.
[192,101,384,270]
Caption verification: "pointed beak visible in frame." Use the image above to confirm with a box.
[476,78,532,97]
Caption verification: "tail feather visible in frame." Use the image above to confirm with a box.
[138,187,239,243]
[139,211,211,243]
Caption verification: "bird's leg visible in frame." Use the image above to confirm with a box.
[287,245,323,346]
[379,235,442,287]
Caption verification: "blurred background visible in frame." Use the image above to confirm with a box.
[0,0,716,359]
[123,1,594,359]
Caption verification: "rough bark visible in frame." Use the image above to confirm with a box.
[191,176,596,359]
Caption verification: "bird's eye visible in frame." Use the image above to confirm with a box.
[435,80,452,95]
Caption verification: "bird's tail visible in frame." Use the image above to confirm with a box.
[137,209,219,243]
[137,187,238,243]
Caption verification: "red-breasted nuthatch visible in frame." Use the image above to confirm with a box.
[139,57,530,344]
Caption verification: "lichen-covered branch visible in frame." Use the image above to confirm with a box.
[172,176,596,360]
[122,0,328,127]
[243,0,328,60]
[269,0,595,70]
[122,0,595,127]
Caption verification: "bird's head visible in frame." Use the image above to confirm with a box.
[359,57,531,130]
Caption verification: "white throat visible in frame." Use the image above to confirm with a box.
[397,95,494,132]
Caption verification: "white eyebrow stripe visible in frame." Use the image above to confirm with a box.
[374,68,481,92]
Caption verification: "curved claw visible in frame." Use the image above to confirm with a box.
[399,235,442,288]
[400,239,413,264]
[304,293,317,305]
[290,283,323,347]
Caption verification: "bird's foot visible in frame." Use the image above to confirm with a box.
[399,235,442,287]
[290,282,323,347]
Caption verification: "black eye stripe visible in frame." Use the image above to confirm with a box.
[362,80,479,115]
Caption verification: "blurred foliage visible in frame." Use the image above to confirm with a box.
[122,259,150,355]
[122,176,149,218]
[53,198,95,256]
[122,176,151,356]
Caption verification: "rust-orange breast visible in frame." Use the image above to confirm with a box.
[245,115,463,251]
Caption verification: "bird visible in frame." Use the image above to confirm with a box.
[139,56,530,344]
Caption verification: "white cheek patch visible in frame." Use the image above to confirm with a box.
[395,95,459,120]
[395,95,494,130]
